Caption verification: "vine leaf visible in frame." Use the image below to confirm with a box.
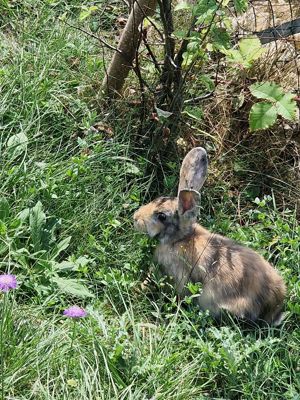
[250,82,284,102]
[233,0,249,13]
[239,37,265,63]
[222,37,264,68]
[249,82,298,131]
[276,93,298,120]
[249,102,277,131]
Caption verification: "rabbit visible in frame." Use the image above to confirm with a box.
[133,147,286,325]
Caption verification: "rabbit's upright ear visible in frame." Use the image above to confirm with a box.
[178,189,200,219]
[178,147,208,194]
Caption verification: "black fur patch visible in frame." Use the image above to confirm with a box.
[225,247,233,270]
[208,245,221,276]
[154,196,176,206]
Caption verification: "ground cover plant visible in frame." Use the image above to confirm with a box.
[0,1,299,399]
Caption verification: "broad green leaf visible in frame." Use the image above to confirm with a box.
[173,30,187,39]
[196,8,216,25]
[155,107,173,119]
[233,0,249,13]
[18,208,30,221]
[75,256,91,267]
[210,27,231,50]
[184,107,203,121]
[249,102,277,131]
[40,216,61,252]
[239,37,265,62]
[187,41,199,53]
[53,261,76,271]
[0,197,9,220]
[250,82,284,102]
[54,256,91,272]
[7,132,28,160]
[223,48,244,64]
[223,37,264,68]
[174,1,191,11]
[52,277,94,298]
[276,93,297,120]
[124,162,141,176]
[29,201,46,252]
[182,51,195,67]
[51,236,72,259]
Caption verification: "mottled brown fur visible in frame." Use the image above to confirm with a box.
[133,148,286,325]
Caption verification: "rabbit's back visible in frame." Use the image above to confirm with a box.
[155,224,286,324]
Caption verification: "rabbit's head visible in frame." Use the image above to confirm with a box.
[133,147,208,243]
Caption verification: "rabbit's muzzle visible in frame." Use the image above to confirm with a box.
[133,214,146,233]
[133,208,148,233]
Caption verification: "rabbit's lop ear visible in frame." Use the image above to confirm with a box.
[178,147,208,194]
[178,189,200,219]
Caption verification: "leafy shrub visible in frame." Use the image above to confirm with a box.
[249,82,298,131]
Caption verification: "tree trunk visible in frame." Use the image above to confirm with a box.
[102,0,157,97]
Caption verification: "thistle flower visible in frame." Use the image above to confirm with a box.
[0,273,17,400]
[63,305,87,318]
[63,305,87,387]
[0,274,17,293]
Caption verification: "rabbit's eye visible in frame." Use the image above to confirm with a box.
[157,212,167,222]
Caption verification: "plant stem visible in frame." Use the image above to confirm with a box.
[66,320,77,378]
[0,294,7,400]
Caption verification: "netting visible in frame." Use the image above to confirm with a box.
[234,0,300,94]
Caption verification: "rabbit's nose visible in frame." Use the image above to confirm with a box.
[133,214,141,230]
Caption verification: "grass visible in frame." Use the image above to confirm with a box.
[0,1,299,399]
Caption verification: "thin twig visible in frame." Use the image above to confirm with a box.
[184,92,215,105]
[142,30,161,72]
[63,20,122,54]
[134,0,164,41]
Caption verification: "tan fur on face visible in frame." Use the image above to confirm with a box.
[133,197,177,238]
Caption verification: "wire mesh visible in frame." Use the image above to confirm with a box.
[235,0,300,94]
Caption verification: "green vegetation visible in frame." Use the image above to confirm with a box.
[249,82,298,131]
[0,1,299,399]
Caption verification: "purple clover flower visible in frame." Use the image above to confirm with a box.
[0,274,17,293]
[63,306,87,318]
